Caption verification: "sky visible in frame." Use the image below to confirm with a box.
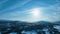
[0,0,60,22]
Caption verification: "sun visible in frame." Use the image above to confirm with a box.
[30,8,40,17]
[28,8,42,22]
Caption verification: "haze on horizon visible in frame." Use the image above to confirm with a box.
[0,0,60,22]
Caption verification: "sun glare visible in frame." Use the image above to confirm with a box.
[30,8,40,17]
[28,8,42,22]
[24,7,43,22]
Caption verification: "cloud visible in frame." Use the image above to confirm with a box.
[1,0,32,13]
[0,0,8,4]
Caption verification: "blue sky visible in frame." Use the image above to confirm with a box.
[0,0,60,22]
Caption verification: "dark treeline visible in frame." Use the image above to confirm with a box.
[0,20,60,34]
